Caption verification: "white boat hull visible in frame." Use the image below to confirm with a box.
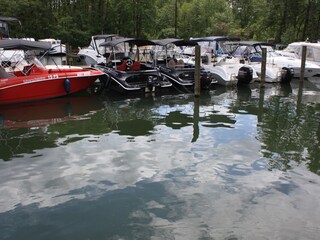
[250,63,293,83]
[266,56,320,78]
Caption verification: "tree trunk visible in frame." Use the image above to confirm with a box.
[302,0,311,40]
[276,0,288,43]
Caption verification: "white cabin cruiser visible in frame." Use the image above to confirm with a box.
[38,38,66,55]
[182,36,258,86]
[77,34,122,66]
[256,42,320,78]
[276,41,320,67]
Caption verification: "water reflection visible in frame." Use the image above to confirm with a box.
[0,92,105,161]
[1,81,320,239]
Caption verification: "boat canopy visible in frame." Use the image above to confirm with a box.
[100,38,156,47]
[234,41,274,47]
[0,39,51,51]
[153,38,198,47]
[191,36,241,42]
[0,16,20,22]
[93,34,120,40]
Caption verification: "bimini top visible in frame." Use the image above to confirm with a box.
[191,36,241,42]
[99,38,156,48]
[153,38,198,47]
[92,34,120,40]
[0,16,20,22]
[0,39,51,51]
[235,41,274,47]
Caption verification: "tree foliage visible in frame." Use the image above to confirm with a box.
[1,0,319,48]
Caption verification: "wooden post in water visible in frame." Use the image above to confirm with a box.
[300,45,307,81]
[192,96,200,142]
[194,45,201,97]
[297,80,303,116]
[260,47,267,87]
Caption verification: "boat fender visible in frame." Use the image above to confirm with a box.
[64,79,71,94]
[0,114,3,129]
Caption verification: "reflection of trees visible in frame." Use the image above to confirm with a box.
[0,95,105,161]
[0,111,111,161]
[0,128,56,161]
[230,83,320,175]
[164,111,193,129]
[260,96,320,174]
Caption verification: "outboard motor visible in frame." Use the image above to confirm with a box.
[237,66,253,85]
[200,72,214,89]
[280,67,294,84]
[146,75,156,92]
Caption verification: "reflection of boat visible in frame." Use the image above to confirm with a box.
[229,41,294,83]
[0,92,103,129]
[153,38,216,90]
[182,36,258,86]
[0,39,104,104]
[95,38,172,94]
[38,38,66,55]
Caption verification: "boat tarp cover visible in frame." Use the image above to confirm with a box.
[0,39,51,51]
[93,34,119,40]
[100,38,156,47]
[191,36,241,42]
[153,38,198,47]
[0,16,20,22]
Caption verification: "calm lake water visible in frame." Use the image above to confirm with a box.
[1,79,320,240]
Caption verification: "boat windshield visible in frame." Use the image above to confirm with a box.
[311,47,320,61]
[283,44,298,53]
[197,41,228,56]
[267,51,281,57]
[232,45,250,57]
[25,51,46,69]
[153,44,181,61]
[92,38,127,57]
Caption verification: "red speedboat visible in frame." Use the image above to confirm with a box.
[0,39,104,104]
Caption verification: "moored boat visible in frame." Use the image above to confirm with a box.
[232,41,320,79]
[152,38,216,91]
[0,39,104,104]
[38,38,66,55]
[182,36,258,86]
[77,34,122,66]
[94,37,172,94]
[276,41,320,67]
[229,41,294,83]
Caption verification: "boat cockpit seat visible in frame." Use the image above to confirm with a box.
[131,61,141,71]
[249,56,262,62]
[176,59,185,68]
[0,67,15,78]
[168,59,176,68]
[117,60,128,71]
[22,64,36,75]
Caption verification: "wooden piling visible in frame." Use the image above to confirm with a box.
[300,45,307,81]
[192,96,200,142]
[260,47,267,87]
[194,45,201,97]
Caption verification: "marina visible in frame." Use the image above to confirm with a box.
[1,1,320,238]
[1,79,320,239]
